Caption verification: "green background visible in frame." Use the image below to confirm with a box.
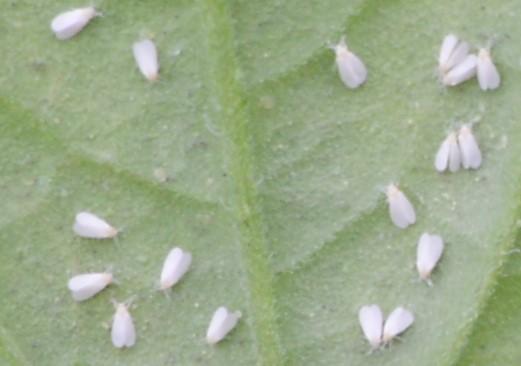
[1,0,521,365]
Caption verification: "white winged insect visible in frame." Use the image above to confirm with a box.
[438,34,471,75]
[382,307,414,344]
[330,37,367,89]
[477,48,500,91]
[358,304,383,349]
[359,305,414,348]
[442,54,478,86]
[111,300,136,349]
[50,6,99,40]
[457,124,482,169]
[73,212,118,239]
[416,233,444,284]
[386,184,416,229]
[206,306,242,344]
[133,39,159,81]
[159,247,192,290]
[68,272,113,302]
[435,131,461,173]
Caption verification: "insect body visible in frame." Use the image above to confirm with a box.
[51,7,98,40]
[206,306,241,344]
[331,37,367,89]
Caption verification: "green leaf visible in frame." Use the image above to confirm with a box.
[1,1,521,365]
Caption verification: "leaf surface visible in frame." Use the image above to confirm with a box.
[1,1,521,365]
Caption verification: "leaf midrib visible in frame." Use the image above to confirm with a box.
[201,1,284,365]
